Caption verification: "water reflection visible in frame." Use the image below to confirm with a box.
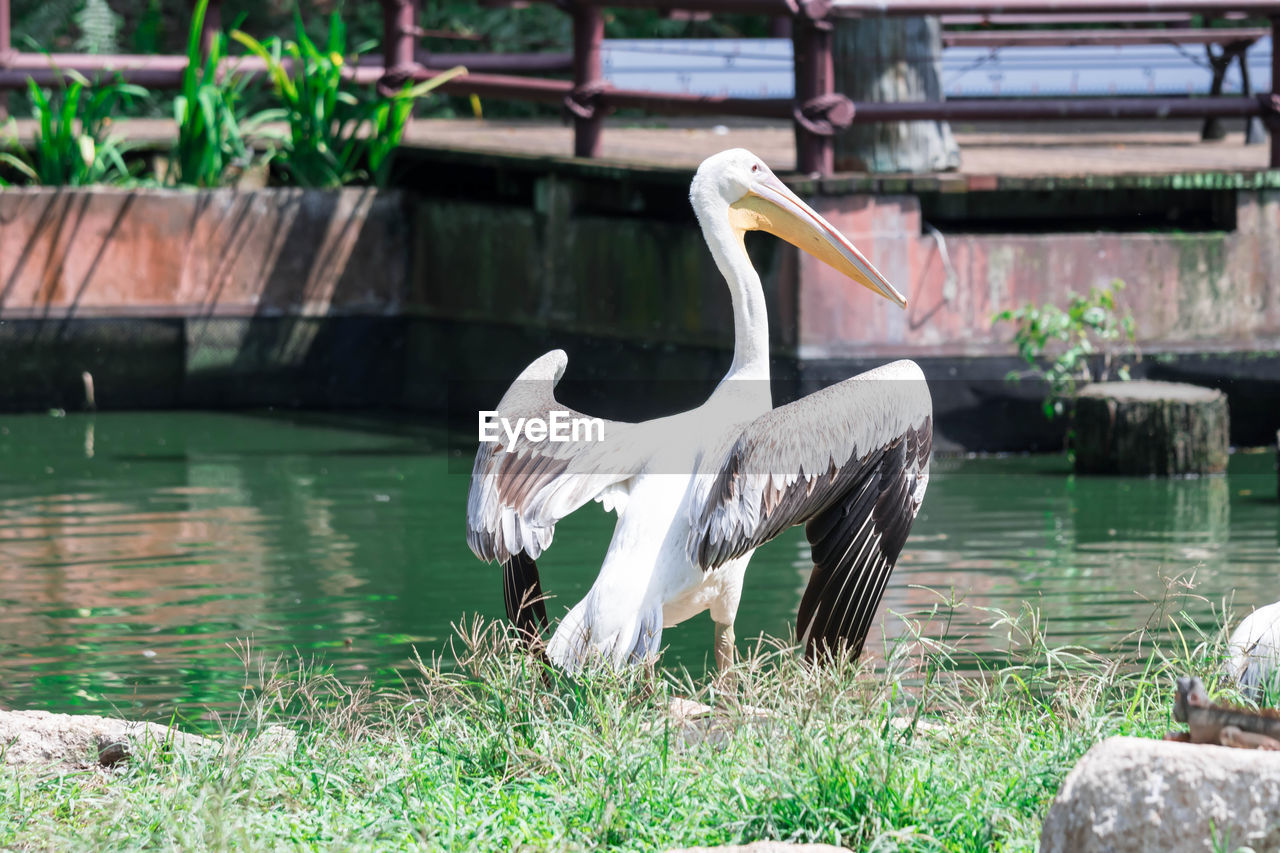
[0,412,1276,721]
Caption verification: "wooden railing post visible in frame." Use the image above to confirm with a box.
[378,0,420,95]
[201,0,222,59]
[569,3,605,158]
[792,0,849,176]
[0,0,11,64]
[1271,15,1280,167]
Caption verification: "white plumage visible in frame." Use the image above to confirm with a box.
[467,149,933,671]
[1228,600,1280,701]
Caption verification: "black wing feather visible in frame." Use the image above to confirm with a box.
[502,552,549,649]
[797,418,931,659]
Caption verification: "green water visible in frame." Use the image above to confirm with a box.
[1,411,1276,721]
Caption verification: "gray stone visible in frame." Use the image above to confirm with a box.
[0,709,218,770]
[1039,735,1280,852]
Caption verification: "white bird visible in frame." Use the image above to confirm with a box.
[1228,600,1280,702]
[466,149,932,672]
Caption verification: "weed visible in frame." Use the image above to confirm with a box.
[993,279,1139,419]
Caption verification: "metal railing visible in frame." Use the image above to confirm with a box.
[0,0,1278,174]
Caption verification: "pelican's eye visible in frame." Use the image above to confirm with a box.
[751,163,760,173]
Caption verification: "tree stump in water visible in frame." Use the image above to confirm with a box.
[832,16,960,173]
[1073,381,1229,477]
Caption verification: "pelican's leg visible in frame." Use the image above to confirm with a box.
[714,621,736,671]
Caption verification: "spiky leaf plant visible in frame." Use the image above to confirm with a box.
[233,14,463,188]
[0,70,144,186]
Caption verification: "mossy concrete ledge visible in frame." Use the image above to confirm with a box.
[1073,381,1229,477]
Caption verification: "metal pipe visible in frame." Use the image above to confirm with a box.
[540,0,797,14]
[356,51,573,73]
[0,0,11,65]
[601,89,792,117]
[943,27,1265,47]
[850,96,1263,120]
[939,11,1195,23]
[830,0,1280,16]
[350,64,574,103]
[513,0,1280,15]
[1271,15,1280,167]
[0,52,1266,128]
[571,3,605,158]
[421,51,572,73]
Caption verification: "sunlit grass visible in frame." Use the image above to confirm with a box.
[0,585,1253,852]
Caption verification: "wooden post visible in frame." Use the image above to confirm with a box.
[1073,381,1229,477]
[385,0,416,77]
[832,15,959,173]
[792,15,833,175]
[570,4,604,159]
[1271,16,1280,168]
[0,0,10,62]
[200,0,221,60]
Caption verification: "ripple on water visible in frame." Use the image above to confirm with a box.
[1,412,1277,720]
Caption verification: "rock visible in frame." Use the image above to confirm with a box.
[252,724,299,755]
[0,709,218,770]
[656,697,772,748]
[670,840,849,845]
[1039,735,1280,852]
[1073,381,1229,477]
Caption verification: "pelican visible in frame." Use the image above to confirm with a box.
[1228,600,1280,702]
[466,149,932,672]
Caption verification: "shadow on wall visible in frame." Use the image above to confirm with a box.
[0,187,409,410]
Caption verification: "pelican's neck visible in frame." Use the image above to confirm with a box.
[700,206,771,382]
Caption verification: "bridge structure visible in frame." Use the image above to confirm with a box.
[3,0,1280,174]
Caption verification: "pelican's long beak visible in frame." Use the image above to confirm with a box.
[730,173,906,308]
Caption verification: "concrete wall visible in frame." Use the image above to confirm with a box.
[0,188,408,409]
[2,157,1278,448]
[800,191,1280,359]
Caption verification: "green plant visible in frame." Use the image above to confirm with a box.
[232,14,463,188]
[0,72,144,186]
[993,279,1138,419]
[168,0,279,187]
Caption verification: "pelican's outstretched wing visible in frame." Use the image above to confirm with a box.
[466,350,649,640]
[690,360,932,659]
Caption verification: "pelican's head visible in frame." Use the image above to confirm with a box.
[690,148,905,308]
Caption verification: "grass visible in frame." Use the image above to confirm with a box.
[0,593,1255,852]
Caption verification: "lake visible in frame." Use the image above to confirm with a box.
[1,411,1275,722]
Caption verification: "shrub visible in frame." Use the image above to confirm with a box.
[993,279,1138,419]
